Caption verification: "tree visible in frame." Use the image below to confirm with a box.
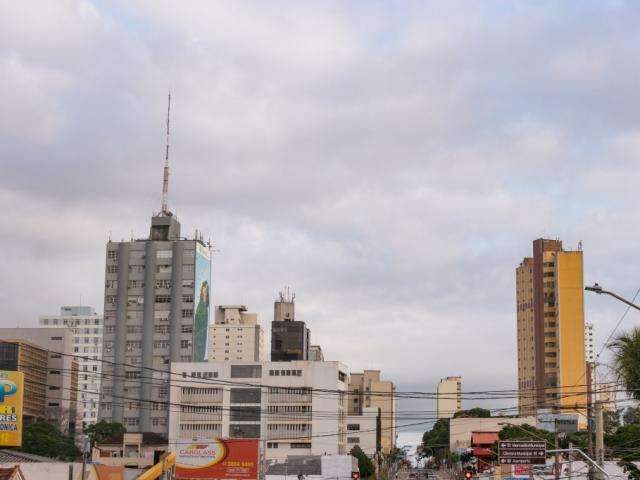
[498,424,554,446]
[623,406,640,425]
[20,420,80,460]
[421,409,493,462]
[350,445,375,479]
[611,328,640,400]
[604,409,622,435]
[453,408,491,419]
[84,421,126,447]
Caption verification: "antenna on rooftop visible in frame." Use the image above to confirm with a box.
[161,93,171,216]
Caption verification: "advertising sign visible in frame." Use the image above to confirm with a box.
[192,243,211,362]
[175,439,259,480]
[0,371,23,447]
[498,441,546,465]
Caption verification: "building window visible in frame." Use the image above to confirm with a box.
[291,443,312,449]
[50,336,62,341]
[156,265,172,274]
[231,365,262,378]
[182,294,194,303]
[181,309,194,318]
[180,340,190,349]
[106,266,118,274]
[230,388,261,404]
[155,295,171,303]
[181,325,193,333]
[156,279,171,289]
[347,424,360,431]
[156,250,173,259]
[107,251,118,260]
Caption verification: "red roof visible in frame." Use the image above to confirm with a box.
[471,431,499,445]
[472,447,494,457]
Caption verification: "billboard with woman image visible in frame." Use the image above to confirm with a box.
[192,243,211,361]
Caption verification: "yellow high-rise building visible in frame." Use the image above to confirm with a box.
[516,239,587,425]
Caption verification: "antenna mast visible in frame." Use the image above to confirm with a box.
[161,93,171,215]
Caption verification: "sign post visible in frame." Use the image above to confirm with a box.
[498,441,546,465]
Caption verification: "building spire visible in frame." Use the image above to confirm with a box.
[161,93,171,215]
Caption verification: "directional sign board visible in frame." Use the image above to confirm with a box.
[498,441,546,465]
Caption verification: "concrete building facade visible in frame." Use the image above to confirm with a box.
[207,305,265,362]
[449,416,536,451]
[345,407,377,456]
[348,370,396,454]
[516,239,587,422]
[0,328,78,436]
[436,376,462,419]
[271,293,310,362]
[99,213,211,437]
[0,340,48,425]
[40,306,103,429]
[308,346,324,362]
[168,360,349,460]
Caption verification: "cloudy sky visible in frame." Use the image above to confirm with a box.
[2,0,640,438]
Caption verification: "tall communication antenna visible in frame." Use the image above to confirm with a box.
[161,93,171,215]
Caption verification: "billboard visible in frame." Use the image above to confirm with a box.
[192,243,211,362]
[0,371,23,447]
[175,439,259,480]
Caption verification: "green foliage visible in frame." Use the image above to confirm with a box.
[20,420,80,460]
[84,421,126,446]
[351,445,376,479]
[422,418,450,458]
[604,409,622,435]
[623,406,640,425]
[566,430,589,451]
[619,461,640,480]
[421,409,493,461]
[607,424,640,460]
[611,328,640,400]
[453,408,491,419]
[498,424,554,446]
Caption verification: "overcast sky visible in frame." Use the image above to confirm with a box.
[2,1,640,437]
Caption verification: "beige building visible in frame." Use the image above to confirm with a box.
[346,407,378,456]
[0,328,78,436]
[207,305,265,361]
[436,376,462,419]
[516,239,587,424]
[0,340,48,425]
[348,370,395,454]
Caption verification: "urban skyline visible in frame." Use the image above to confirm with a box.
[2,1,639,446]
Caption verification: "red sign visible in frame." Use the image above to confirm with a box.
[175,439,259,480]
[513,465,531,476]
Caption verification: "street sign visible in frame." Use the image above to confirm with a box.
[498,441,546,465]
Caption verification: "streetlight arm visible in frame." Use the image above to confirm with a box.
[585,284,640,312]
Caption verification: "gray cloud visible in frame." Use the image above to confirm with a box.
[2,0,640,432]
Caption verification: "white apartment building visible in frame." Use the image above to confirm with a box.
[585,323,595,363]
[207,305,265,361]
[168,360,349,460]
[345,407,377,456]
[437,376,462,419]
[40,306,103,429]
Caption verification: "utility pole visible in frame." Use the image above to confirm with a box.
[587,361,594,480]
[554,420,560,480]
[567,442,573,479]
[595,402,604,464]
[376,408,382,475]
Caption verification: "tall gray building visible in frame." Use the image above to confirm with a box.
[99,213,211,436]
